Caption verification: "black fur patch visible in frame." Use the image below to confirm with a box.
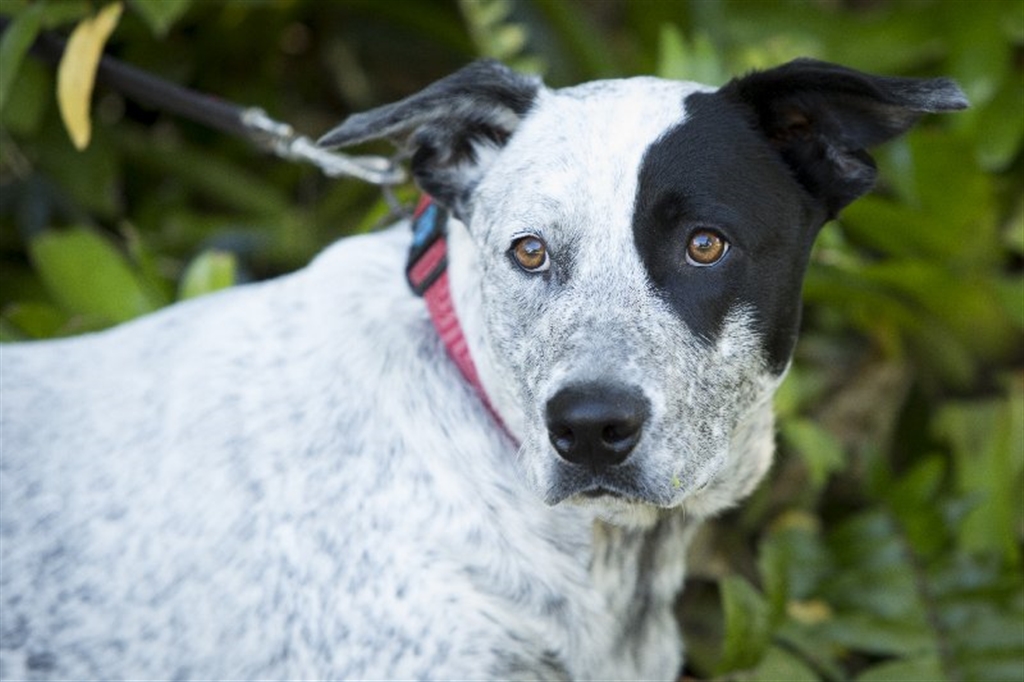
[633,91,822,374]
[634,59,967,372]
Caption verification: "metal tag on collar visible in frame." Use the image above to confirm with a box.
[406,197,450,297]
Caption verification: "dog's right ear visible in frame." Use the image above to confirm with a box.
[318,60,541,217]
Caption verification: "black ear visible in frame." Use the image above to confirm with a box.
[722,58,968,218]
[318,60,541,216]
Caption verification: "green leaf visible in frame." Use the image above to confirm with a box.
[842,131,996,268]
[130,0,191,37]
[823,512,923,618]
[929,553,1024,681]
[941,0,1008,107]
[856,655,944,681]
[0,53,48,137]
[1,301,69,339]
[934,394,1024,564]
[35,123,122,218]
[780,418,846,491]
[1004,198,1024,255]
[656,24,725,84]
[39,1,93,29]
[971,71,1024,171]
[995,276,1024,330]
[178,250,237,300]
[0,1,44,115]
[817,612,934,657]
[532,0,617,78]
[883,456,949,559]
[717,575,772,674]
[459,0,539,71]
[823,257,1014,383]
[805,499,1024,681]
[759,512,829,621]
[739,645,819,682]
[122,225,173,307]
[28,227,161,325]
[774,619,849,681]
[0,317,26,342]
[114,127,291,218]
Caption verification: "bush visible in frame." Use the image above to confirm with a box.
[1,1,1020,679]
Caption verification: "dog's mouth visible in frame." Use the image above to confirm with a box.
[579,486,621,499]
[570,481,651,506]
[565,482,671,527]
[544,459,673,508]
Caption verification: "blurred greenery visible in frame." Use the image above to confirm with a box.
[0,0,1021,679]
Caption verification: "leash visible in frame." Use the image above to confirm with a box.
[407,196,510,434]
[1,18,405,186]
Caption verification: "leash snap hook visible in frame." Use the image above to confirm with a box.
[241,107,407,186]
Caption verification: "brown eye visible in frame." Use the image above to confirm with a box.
[685,230,728,266]
[511,234,550,272]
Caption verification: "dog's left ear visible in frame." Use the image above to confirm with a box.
[319,60,541,217]
[722,58,968,218]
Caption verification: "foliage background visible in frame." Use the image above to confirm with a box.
[0,0,1021,679]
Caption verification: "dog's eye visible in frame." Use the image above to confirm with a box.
[685,230,729,266]
[510,234,550,273]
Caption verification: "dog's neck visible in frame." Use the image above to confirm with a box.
[408,199,523,438]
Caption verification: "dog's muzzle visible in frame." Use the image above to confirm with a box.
[545,382,650,469]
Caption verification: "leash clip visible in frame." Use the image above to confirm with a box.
[241,108,406,186]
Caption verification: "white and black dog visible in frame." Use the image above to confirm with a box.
[0,59,965,680]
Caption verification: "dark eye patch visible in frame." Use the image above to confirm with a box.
[632,91,825,374]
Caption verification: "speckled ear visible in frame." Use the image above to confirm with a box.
[722,58,968,218]
[319,60,541,217]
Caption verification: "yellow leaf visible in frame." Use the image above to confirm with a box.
[786,598,833,625]
[57,2,123,150]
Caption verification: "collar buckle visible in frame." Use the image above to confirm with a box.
[406,197,449,297]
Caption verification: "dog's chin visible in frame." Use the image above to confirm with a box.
[564,488,663,528]
[539,468,682,528]
[521,438,708,524]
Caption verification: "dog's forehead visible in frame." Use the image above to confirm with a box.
[525,77,713,172]
[475,76,713,231]
[542,77,711,140]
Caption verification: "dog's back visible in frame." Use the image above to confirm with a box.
[3,228,396,676]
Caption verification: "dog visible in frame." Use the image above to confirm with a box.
[0,58,965,680]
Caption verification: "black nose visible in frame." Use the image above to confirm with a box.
[545,383,650,468]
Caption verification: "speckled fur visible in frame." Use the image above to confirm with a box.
[0,59,965,680]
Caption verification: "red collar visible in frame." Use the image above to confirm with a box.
[406,196,508,432]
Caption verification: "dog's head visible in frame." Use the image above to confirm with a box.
[321,60,966,524]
